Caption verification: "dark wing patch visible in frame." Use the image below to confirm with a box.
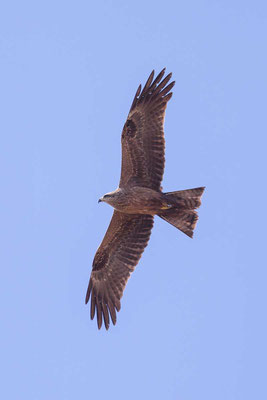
[122,119,137,139]
[85,211,154,330]
[120,68,175,191]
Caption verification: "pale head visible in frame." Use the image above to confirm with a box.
[98,188,122,206]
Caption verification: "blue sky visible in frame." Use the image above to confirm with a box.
[1,1,267,399]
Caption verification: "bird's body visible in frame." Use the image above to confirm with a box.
[99,186,170,215]
[86,69,205,330]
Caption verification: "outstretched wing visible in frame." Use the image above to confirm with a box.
[85,211,154,330]
[120,68,175,191]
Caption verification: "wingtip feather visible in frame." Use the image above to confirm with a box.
[90,292,96,320]
[85,279,92,304]
[96,300,103,329]
[102,302,110,330]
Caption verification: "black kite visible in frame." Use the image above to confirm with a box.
[85,69,205,329]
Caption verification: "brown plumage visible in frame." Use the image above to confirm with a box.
[85,69,205,329]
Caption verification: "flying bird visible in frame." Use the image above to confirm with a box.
[85,69,205,330]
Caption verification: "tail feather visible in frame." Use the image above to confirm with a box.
[158,208,198,238]
[164,187,205,209]
[158,187,205,238]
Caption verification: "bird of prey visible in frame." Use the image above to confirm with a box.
[85,69,205,330]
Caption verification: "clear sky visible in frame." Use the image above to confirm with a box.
[1,1,267,399]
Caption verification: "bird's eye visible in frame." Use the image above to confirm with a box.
[104,194,111,198]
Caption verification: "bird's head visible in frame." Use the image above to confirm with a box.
[98,193,112,203]
[98,188,121,205]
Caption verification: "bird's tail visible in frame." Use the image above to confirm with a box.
[158,187,205,238]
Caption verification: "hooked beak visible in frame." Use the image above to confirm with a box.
[98,197,103,203]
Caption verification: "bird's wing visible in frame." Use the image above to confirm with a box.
[120,68,175,191]
[85,211,154,330]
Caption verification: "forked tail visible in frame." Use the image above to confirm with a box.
[158,187,205,238]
